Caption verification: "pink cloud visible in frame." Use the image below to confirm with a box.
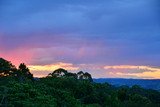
[0,47,35,66]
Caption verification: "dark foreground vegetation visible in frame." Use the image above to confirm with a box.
[0,58,160,107]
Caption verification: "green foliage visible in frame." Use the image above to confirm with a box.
[130,94,151,104]
[0,58,160,107]
[0,76,160,107]
[118,88,129,102]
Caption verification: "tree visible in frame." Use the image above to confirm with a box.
[118,88,128,102]
[16,63,33,81]
[65,72,77,79]
[48,68,68,77]
[130,94,151,105]
[84,72,93,82]
[77,71,84,80]
[77,71,93,82]
[0,58,17,77]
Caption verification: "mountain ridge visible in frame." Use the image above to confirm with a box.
[93,78,160,90]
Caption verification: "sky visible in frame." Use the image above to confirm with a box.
[0,0,160,79]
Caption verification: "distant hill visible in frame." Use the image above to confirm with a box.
[93,78,160,90]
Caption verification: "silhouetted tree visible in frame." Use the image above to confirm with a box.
[48,68,68,77]
[77,71,84,80]
[65,72,77,79]
[77,71,93,82]
[84,72,93,82]
[16,63,33,81]
[0,58,17,77]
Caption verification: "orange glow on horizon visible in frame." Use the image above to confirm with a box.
[28,62,79,77]
[104,65,160,79]
[29,62,79,71]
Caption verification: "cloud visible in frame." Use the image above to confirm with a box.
[0,0,160,78]
[28,63,160,79]
[29,62,79,71]
[104,65,160,79]
[28,62,79,77]
[114,71,160,79]
[104,65,159,71]
[0,47,35,66]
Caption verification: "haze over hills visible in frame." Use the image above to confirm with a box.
[94,78,160,90]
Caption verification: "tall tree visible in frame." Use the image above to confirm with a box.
[77,71,93,82]
[48,68,68,77]
[83,72,93,82]
[0,58,17,77]
[16,63,33,81]
[65,72,77,79]
[77,71,84,80]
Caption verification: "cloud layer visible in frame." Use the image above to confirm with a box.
[29,64,160,79]
[0,0,160,78]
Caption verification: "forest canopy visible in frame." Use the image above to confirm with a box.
[0,58,160,107]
